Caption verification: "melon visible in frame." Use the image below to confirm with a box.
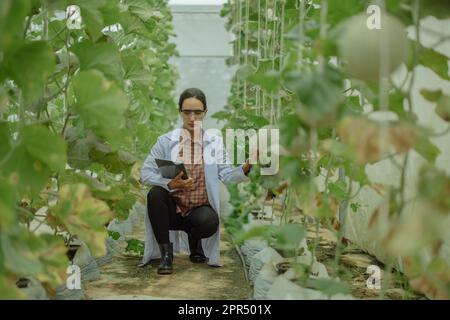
[337,12,409,82]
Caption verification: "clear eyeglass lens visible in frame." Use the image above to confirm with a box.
[182,110,204,116]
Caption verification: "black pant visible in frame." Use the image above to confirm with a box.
[146,186,219,244]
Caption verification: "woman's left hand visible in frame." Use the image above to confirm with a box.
[243,148,259,175]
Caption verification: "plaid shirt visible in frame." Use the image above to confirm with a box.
[170,133,210,217]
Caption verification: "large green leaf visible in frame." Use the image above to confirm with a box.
[0,228,68,284]
[1,125,66,196]
[1,41,55,104]
[247,70,281,93]
[72,70,129,149]
[118,10,152,38]
[50,183,113,256]
[23,125,67,171]
[421,0,450,19]
[114,193,136,221]
[71,40,123,82]
[0,275,26,299]
[88,142,136,174]
[75,0,107,41]
[1,144,52,197]
[67,133,97,169]
[284,67,344,127]
[124,0,164,22]
[0,231,43,275]
[121,49,153,87]
[325,0,366,27]
[0,0,32,50]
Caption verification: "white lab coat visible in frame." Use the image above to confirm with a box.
[139,127,250,266]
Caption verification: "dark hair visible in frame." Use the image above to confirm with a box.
[178,88,207,111]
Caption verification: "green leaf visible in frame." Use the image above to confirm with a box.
[118,10,152,38]
[72,40,123,82]
[211,110,231,121]
[418,165,450,212]
[326,0,366,27]
[0,0,32,50]
[67,134,97,169]
[344,161,370,186]
[88,142,135,174]
[72,70,129,149]
[1,144,52,197]
[284,66,344,126]
[417,44,450,81]
[0,176,16,227]
[48,19,66,48]
[421,0,450,19]
[0,231,43,275]
[350,202,361,213]
[124,0,163,22]
[328,180,348,202]
[272,224,307,251]
[58,170,110,193]
[236,65,256,79]
[121,50,153,87]
[0,122,11,156]
[23,125,67,171]
[0,275,25,299]
[1,125,66,196]
[414,131,441,163]
[125,238,144,256]
[233,225,272,245]
[99,0,121,25]
[247,70,281,93]
[108,230,121,240]
[52,183,113,257]
[76,0,107,41]
[436,95,450,122]
[420,88,442,102]
[1,41,56,104]
[388,89,416,122]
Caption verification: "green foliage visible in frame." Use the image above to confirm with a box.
[0,0,178,298]
[125,238,145,256]
[220,0,450,299]
[73,70,129,149]
[1,41,56,104]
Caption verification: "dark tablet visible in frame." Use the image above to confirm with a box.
[155,158,189,180]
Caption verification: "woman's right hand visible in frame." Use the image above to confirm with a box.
[168,171,193,190]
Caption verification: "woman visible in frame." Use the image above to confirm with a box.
[139,88,253,275]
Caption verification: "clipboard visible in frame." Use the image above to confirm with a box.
[155,158,189,180]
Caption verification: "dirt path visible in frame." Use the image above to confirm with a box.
[84,217,252,300]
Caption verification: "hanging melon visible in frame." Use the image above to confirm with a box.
[337,12,409,82]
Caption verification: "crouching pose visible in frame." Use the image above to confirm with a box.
[139,88,253,274]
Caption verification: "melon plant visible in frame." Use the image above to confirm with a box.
[218,0,450,300]
[0,0,178,298]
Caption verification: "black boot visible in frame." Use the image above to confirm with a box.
[157,242,173,274]
[188,234,207,263]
